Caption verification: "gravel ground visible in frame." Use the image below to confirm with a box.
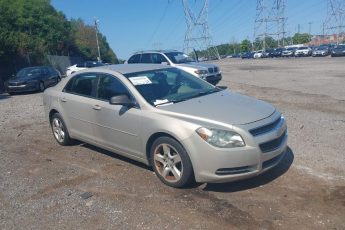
[0,57,344,229]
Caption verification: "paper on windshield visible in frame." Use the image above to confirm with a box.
[153,99,169,106]
[129,76,152,85]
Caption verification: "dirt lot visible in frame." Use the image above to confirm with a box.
[1,57,344,229]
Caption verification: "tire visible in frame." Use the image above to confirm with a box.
[50,113,73,146]
[57,76,61,83]
[39,81,45,92]
[150,136,194,188]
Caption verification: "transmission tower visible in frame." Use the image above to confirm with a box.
[253,0,287,50]
[324,0,345,44]
[182,0,220,60]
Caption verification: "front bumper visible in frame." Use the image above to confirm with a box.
[205,73,222,85]
[6,83,39,93]
[183,112,288,183]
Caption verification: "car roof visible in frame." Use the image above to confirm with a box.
[99,64,171,74]
[133,50,180,54]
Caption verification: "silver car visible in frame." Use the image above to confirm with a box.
[43,64,288,188]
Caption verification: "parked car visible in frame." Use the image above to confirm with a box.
[126,50,222,85]
[294,46,312,57]
[43,64,288,188]
[66,61,105,76]
[263,48,275,58]
[5,66,61,94]
[241,52,255,59]
[312,46,330,57]
[271,48,284,57]
[253,50,264,58]
[281,48,296,57]
[331,44,345,57]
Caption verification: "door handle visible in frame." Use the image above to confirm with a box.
[92,105,101,110]
[60,97,67,102]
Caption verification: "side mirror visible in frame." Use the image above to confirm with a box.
[109,94,136,107]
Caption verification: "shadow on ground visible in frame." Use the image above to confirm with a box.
[203,147,294,192]
[80,143,151,171]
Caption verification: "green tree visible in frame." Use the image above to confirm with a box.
[292,33,312,44]
[240,39,252,52]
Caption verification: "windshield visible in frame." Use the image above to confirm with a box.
[298,47,308,50]
[124,68,219,106]
[16,67,42,78]
[163,52,195,64]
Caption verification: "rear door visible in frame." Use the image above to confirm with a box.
[59,73,99,143]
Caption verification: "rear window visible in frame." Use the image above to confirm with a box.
[127,54,141,64]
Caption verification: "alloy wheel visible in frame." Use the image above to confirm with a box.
[52,118,65,143]
[153,143,183,183]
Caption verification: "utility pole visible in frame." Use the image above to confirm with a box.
[94,18,101,62]
[182,0,220,60]
[308,22,313,35]
[298,24,300,34]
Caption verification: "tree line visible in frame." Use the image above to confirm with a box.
[200,33,313,57]
[0,0,118,83]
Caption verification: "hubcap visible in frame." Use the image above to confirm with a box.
[154,144,183,183]
[52,118,65,143]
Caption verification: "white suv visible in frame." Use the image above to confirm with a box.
[126,50,222,85]
[294,47,312,57]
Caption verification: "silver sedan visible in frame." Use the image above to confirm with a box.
[43,64,288,188]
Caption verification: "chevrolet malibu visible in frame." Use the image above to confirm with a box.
[43,64,288,188]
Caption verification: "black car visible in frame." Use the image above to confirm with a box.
[331,45,345,57]
[241,52,255,59]
[5,66,61,94]
[263,48,275,58]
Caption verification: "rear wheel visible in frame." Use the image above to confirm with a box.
[150,137,194,188]
[51,113,73,146]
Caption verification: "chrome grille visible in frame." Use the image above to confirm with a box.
[249,117,282,136]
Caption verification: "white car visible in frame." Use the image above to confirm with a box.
[294,47,312,57]
[253,50,264,59]
[66,61,105,76]
[126,50,222,85]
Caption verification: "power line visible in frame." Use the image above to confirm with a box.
[324,0,345,44]
[253,0,287,50]
[182,0,220,59]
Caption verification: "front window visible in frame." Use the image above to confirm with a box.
[124,68,220,106]
[163,52,195,64]
[97,74,130,101]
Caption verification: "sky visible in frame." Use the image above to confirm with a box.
[51,0,327,59]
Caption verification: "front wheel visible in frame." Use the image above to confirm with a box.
[150,137,194,188]
[39,81,45,92]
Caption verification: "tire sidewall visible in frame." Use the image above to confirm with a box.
[150,136,194,188]
[51,113,72,146]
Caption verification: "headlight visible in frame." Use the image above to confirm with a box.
[194,70,208,75]
[196,127,245,148]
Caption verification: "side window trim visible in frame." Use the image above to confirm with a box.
[95,73,140,108]
[63,73,99,99]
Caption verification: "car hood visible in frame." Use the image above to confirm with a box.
[175,62,217,70]
[156,90,275,126]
